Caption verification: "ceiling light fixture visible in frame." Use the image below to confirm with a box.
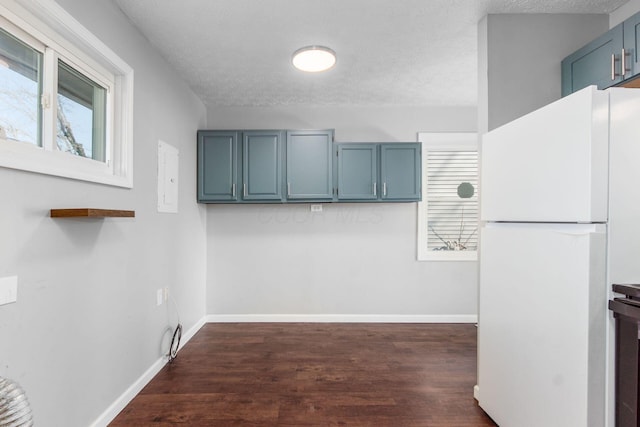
[292,46,336,73]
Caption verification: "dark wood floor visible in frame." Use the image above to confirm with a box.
[111,323,496,426]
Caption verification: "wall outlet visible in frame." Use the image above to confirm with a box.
[310,204,323,212]
[0,276,18,306]
[156,289,163,306]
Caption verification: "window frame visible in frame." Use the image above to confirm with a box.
[417,132,478,262]
[54,53,113,162]
[0,0,133,188]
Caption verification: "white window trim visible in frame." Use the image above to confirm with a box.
[417,132,478,262]
[0,0,134,188]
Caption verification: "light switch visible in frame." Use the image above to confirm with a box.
[0,276,18,306]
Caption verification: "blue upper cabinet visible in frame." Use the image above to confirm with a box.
[286,130,334,201]
[336,142,422,202]
[561,25,623,96]
[242,131,283,201]
[623,13,640,81]
[198,130,421,204]
[380,143,421,201]
[337,144,378,200]
[562,11,640,96]
[197,131,238,202]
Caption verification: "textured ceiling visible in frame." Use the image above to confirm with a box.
[114,0,627,107]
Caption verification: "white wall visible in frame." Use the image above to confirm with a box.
[206,105,479,319]
[478,14,609,133]
[610,0,640,26]
[0,0,207,425]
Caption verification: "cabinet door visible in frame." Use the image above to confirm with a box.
[623,13,640,80]
[286,130,334,200]
[337,144,378,200]
[197,131,238,202]
[380,143,421,201]
[561,25,623,96]
[242,131,283,201]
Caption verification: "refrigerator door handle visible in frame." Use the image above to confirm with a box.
[553,231,596,236]
[551,224,604,236]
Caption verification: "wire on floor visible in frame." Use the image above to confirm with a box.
[167,292,182,363]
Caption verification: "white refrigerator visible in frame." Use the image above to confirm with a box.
[477,86,640,427]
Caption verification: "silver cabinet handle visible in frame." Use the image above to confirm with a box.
[383,182,387,197]
[243,183,247,197]
[622,48,629,77]
[373,182,377,196]
[287,182,291,197]
[612,53,621,80]
[232,183,236,197]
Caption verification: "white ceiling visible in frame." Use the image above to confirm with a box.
[114,0,627,108]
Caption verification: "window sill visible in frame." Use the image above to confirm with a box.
[418,250,478,262]
[0,138,132,188]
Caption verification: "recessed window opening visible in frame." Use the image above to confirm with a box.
[0,1,133,188]
[417,133,478,262]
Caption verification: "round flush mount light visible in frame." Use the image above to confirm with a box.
[292,46,336,72]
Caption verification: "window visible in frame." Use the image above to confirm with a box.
[56,59,107,161]
[417,133,478,261]
[0,0,133,187]
[0,25,42,146]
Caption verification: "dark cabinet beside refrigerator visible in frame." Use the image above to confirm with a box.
[609,284,640,427]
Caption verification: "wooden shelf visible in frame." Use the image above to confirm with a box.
[50,208,135,218]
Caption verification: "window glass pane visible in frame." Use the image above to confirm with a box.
[0,27,42,146]
[57,60,106,161]
[427,151,478,251]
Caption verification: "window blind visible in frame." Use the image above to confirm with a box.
[426,151,478,251]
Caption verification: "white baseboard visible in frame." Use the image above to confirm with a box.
[89,316,206,427]
[205,314,478,323]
